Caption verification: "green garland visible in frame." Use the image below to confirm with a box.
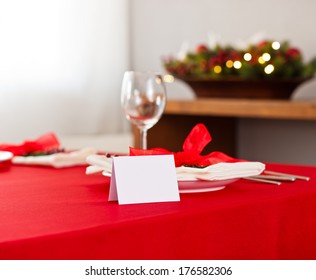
[163,40,316,80]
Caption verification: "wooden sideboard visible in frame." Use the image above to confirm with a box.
[133,98,316,156]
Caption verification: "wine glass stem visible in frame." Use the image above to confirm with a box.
[140,128,147,150]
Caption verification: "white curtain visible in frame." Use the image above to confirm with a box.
[0,0,129,142]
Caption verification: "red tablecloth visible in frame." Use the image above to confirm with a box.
[0,163,316,260]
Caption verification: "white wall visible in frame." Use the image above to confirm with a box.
[130,0,316,164]
[0,0,129,143]
[131,0,316,71]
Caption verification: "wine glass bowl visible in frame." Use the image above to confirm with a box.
[121,71,166,149]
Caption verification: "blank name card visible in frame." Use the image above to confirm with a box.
[109,155,180,205]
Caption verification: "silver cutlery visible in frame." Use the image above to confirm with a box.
[243,177,282,185]
[244,170,310,185]
[264,170,310,181]
[250,175,296,182]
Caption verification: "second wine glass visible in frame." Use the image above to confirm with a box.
[121,71,166,150]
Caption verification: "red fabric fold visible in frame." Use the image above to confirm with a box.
[0,133,60,156]
[130,123,243,167]
[182,123,212,154]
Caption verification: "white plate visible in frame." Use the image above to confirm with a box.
[0,151,13,162]
[0,151,13,170]
[178,178,238,193]
[102,173,238,194]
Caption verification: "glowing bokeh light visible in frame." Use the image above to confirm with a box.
[226,60,234,68]
[233,61,242,69]
[264,64,274,74]
[163,74,174,83]
[262,53,271,61]
[243,53,252,61]
[272,41,281,50]
[214,65,222,73]
[258,56,265,64]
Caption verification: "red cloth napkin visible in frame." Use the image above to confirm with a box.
[130,123,244,167]
[0,133,60,156]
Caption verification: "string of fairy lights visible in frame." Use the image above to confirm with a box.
[214,44,279,75]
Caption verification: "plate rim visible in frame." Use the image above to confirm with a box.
[178,178,239,193]
[179,185,226,193]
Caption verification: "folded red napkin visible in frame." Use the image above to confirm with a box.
[130,123,244,167]
[0,133,60,156]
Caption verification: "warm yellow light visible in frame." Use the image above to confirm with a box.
[258,56,265,64]
[163,74,174,83]
[272,41,280,50]
[233,61,242,69]
[243,53,252,61]
[226,60,234,68]
[264,64,274,74]
[262,53,271,61]
[214,65,222,74]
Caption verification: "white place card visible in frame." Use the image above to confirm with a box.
[109,155,180,205]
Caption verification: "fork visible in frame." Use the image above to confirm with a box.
[264,170,310,181]
[244,170,310,185]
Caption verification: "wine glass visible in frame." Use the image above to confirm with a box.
[121,71,167,150]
